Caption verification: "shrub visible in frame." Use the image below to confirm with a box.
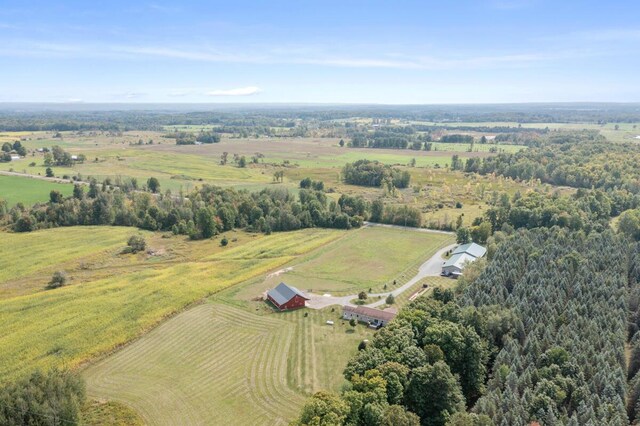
[358,291,368,300]
[386,294,395,305]
[47,271,67,289]
[220,237,229,246]
[124,235,146,254]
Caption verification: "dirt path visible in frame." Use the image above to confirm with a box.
[362,221,455,236]
[0,170,84,185]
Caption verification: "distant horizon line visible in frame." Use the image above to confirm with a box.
[0,101,639,106]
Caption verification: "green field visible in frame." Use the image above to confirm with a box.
[79,225,453,425]
[423,121,640,144]
[0,227,342,381]
[256,226,453,295]
[0,174,74,206]
[0,131,521,194]
[83,302,370,426]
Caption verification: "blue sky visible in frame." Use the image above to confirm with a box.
[1,0,639,103]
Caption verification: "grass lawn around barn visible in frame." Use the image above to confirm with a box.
[248,226,453,296]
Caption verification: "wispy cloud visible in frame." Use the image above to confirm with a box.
[147,3,181,13]
[122,92,146,99]
[206,86,262,96]
[489,0,536,10]
[168,90,190,97]
[571,29,640,42]
[0,38,618,71]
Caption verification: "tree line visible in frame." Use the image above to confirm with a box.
[0,176,427,236]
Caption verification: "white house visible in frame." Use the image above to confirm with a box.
[342,305,397,328]
[442,242,487,277]
[10,154,20,161]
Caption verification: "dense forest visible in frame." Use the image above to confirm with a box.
[296,228,640,425]
[467,131,640,194]
[462,228,634,425]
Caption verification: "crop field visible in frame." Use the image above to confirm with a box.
[0,131,521,193]
[0,174,74,206]
[83,302,370,426]
[0,226,141,297]
[0,227,342,381]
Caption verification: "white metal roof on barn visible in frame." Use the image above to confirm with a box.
[452,242,487,259]
[442,252,477,270]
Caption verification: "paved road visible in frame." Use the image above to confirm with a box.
[305,237,457,310]
[366,242,456,307]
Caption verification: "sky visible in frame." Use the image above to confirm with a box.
[0,0,639,104]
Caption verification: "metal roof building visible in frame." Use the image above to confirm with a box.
[442,243,487,276]
[266,282,309,311]
[342,305,397,327]
[452,242,487,259]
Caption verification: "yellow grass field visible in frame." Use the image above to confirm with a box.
[0,227,343,381]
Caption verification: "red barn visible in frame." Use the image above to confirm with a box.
[267,282,309,311]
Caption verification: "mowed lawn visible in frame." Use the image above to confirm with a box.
[0,174,74,206]
[0,227,343,381]
[257,226,453,295]
[84,302,370,426]
[82,226,452,425]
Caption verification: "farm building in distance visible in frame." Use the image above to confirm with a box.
[342,305,397,328]
[266,282,309,311]
[442,242,487,277]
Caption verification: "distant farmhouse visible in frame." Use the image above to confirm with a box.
[266,282,309,311]
[10,154,20,161]
[441,242,487,277]
[342,305,397,328]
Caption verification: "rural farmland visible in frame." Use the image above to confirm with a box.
[1,3,639,421]
[82,226,455,425]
